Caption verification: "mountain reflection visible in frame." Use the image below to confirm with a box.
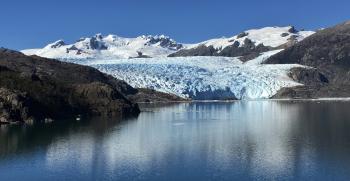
[1,101,350,180]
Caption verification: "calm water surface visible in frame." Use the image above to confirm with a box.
[1,101,350,180]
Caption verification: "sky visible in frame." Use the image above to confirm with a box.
[1,0,349,50]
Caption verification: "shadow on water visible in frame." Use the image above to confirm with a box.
[282,101,350,180]
[0,116,137,160]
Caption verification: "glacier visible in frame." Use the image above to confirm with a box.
[20,26,315,100]
[75,50,305,100]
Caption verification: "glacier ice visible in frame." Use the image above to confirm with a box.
[80,51,304,100]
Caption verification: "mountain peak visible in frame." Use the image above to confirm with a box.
[46,40,66,49]
[94,33,103,39]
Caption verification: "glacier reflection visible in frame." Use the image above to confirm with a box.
[2,101,350,180]
[41,101,332,179]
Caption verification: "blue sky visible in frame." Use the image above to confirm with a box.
[1,0,349,50]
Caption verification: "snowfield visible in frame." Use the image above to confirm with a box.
[78,51,304,100]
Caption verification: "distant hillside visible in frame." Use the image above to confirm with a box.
[265,21,350,98]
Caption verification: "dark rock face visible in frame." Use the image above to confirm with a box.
[0,48,141,123]
[272,85,350,99]
[168,45,217,57]
[265,21,350,98]
[127,88,189,103]
[74,34,108,50]
[288,26,298,33]
[130,51,152,58]
[146,36,183,50]
[219,38,272,61]
[281,33,289,37]
[66,45,81,54]
[237,32,249,38]
[288,67,329,86]
[50,40,66,48]
[0,88,40,124]
[169,38,273,61]
[89,36,108,50]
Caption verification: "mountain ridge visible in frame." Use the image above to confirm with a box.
[21,26,314,61]
[169,26,314,61]
[22,34,183,60]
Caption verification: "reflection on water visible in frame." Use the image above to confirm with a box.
[1,101,350,180]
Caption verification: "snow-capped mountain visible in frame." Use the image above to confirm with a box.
[22,26,314,60]
[190,26,313,50]
[20,26,316,100]
[22,34,183,60]
[169,26,314,59]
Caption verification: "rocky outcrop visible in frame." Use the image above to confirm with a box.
[0,88,39,124]
[73,82,139,117]
[272,85,350,99]
[168,45,217,57]
[219,38,272,61]
[288,67,329,86]
[265,21,350,98]
[281,33,289,37]
[237,32,249,38]
[145,35,183,50]
[127,88,189,103]
[49,40,66,48]
[130,51,152,58]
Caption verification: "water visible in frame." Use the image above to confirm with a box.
[1,101,350,180]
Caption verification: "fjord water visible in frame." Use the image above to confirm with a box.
[1,101,350,180]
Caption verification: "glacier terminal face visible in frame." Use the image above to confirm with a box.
[81,53,304,100]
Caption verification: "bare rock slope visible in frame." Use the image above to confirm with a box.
[265,21,350,98]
